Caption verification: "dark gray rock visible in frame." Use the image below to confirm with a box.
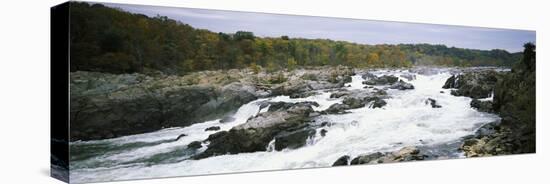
[194,102,316,159]
[470,99,493,113]
[474,121,500,138]
[442,71,499,99]
[289,91,319,99]
[350,152,385,165]
[274,129,316,151]
[332,155,350,166]
[69,74,259,141]
[330,91,351,98]
[205,126,221,131]
[324,103,351,114]
[368,97,387,109]
[342,97,365,109]
[363,75,399,85]
[389,80,414,90]
[320,129,328,137]
[425,98,442,108]
[187,141,202,149]
[175,134,187,141]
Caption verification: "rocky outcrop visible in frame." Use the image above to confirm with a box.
[70,66,353,141]
[369,97,387,108]
[442,71,499,99]
[460,122,517,157]
[333,146,427,166]
[70,72,260,141]
[470,99,493,113]
[363,75,399,85]
[324,89,389,114]
[389,80,414,90]
[461,45,536,157]
[194,102,317,159]
[271,66,354,97]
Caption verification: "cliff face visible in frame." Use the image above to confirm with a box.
[461,44,536,156]
[69,67,353,141]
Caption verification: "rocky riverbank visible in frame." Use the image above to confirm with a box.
[458,66,535,156]
[70,66,353,141]
[449,49,536,157]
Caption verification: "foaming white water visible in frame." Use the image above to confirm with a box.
[70,68,500,183]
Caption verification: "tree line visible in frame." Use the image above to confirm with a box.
[69,2,522,75]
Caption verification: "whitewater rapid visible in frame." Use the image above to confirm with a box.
[69,68,500,183]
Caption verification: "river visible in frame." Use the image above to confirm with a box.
[69,68,500,183]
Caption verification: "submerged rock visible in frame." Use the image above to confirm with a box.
[174,134,187,141]
[205,126,221,131]
[425,98,442,108]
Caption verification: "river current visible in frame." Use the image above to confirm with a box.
[69,68,500,183]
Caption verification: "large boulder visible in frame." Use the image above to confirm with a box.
[442,71,499,99]
[363,75,399,85]
[274,129,316,151]
[194,102,317,159]
[324,90,388,114]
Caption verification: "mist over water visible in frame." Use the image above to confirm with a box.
[70,68,500,183]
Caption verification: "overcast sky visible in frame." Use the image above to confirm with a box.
[104,2,535,52]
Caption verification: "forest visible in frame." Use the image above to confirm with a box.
[69,2,521,75]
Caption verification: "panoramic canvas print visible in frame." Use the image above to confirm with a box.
[51,1,536,183]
